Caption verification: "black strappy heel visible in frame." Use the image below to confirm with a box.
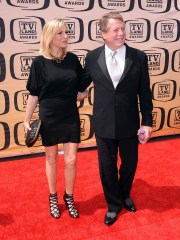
[63,192,79,218]
[49,193,61,219]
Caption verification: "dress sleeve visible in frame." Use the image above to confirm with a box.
[76,54,92,92]
[26,57,44,96]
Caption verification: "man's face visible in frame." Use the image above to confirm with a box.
[101,18,126,51]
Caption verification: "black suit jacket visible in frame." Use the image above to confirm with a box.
[80,44,153,139]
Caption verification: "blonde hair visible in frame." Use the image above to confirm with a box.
[99,11,124,32]
[39,18,67,58]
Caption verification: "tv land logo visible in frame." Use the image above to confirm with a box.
[10,17,45,44]
[98,0,135,12]
[6,0,50,10]
[80,114,94,141]
[125,18,150,43]
[172,50,180,72]
[0,90,10,115]
[64,17,84,44]
[0,18,5,43]
[167,107,180,129]
[0,52,6,82]
[10,51,38,80]
[55,0,94,11]
[144,48,169,76]
[0,122,10,150]
[72,49,89,67]
[14,90,39,112]
[152,80,176,102]
[154,19,180,42]
[174,0,180,11]
[88,19,103,42]
[138,0,171,13]
[152,107,165,131]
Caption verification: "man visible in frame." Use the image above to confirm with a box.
[81,12,153,226]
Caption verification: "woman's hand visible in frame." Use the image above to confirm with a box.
[24,121,31,135]
[77,90,89,101]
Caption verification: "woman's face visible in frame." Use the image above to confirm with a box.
[50,25,68,49]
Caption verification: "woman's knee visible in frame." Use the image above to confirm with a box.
[64,156,76,168]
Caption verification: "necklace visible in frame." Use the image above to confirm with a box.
[49,53,65,63]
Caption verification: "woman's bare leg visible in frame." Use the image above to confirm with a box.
[45,145,59,194]
[63,142,78,194]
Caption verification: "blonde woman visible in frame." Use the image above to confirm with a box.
[24,18,87,219]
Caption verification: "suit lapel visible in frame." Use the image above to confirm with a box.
[119,45,133,83]
[97,47,112,84]
[97,45,134,87]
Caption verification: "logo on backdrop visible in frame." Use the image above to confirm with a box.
[138,0,171,13]
[63,17,84,44]
[10,51,38,80]
[14,90,39,112]
[172,50,180,72]
[54,0,94,11]
[152,107,165,132]
[174,0,180,11]
[10,17,45,44]
[125,18,150,43]
[167,107,180,129]
[6,0,50,10]
[80,114,94,141]
[152,79,176,102]
[0,122,10,150]
[144,47,169,76]
[88,19,103,42]
[0,18,5,43]
[87,86,94,106]
[0,53,6,82]
[72,49,89,67]
[98,0,135,12]
[154,19,180,42]
[0,90,10,115]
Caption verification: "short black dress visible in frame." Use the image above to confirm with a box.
[26,53,84,146]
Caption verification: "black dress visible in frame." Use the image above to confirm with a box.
[26,53,84,146]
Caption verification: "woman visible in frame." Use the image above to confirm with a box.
[24,18,87,219]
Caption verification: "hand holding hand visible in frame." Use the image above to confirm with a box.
[77,90,89,101]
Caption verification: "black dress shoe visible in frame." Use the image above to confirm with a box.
[123,197,136,212]
[104,212,117,226]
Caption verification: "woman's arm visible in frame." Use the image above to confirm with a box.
[24,95,38,134]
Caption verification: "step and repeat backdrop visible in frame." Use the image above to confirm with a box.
[0,0,180,158]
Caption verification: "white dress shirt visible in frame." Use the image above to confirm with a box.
[105,44,126,88]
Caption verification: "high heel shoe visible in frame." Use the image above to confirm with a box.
[63,192,79,218]
[49,193,61,219]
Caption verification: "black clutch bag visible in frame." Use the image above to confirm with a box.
[25,119,41,148]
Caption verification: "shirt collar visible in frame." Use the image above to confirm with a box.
[105,44,126,58]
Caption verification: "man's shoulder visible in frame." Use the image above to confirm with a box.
[126,44,146,57]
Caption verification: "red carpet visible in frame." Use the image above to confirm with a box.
[0,138,180,240]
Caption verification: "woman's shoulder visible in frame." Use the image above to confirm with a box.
[66,52,79,61]
[31,55,46,67]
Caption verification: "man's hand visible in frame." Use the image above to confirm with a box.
[137,126,153,143]
[77,90,89,101]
